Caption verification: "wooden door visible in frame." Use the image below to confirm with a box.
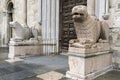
[59,0,87,52]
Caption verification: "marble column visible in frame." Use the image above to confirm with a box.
[41,0,59,55]
[87,0,95,16]
[23,0,27,25]
[42,0,47,55]
[38,0,42,24]
[55,0,59,53]
[105,0,109,14]
[1,12,9,46]
[99,0,106,20]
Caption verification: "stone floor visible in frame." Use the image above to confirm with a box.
[0,50,120,80]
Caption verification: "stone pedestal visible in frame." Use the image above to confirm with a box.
[8,39,43,59]
[66,51,113,80]
[69,43,110,54]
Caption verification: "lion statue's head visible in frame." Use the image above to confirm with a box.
[72,5,88,22]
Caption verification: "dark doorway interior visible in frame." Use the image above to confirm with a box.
[59,0,87,52]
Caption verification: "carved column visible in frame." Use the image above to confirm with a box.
[23,0,27,25]
[87,0,95,16]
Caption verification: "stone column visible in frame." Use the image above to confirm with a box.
[38,0,42,24]
[55,0,59,53]
[105,0,109,14]
[42,0,47,55]
[23,0,27,25]
[1,12,10,46]
[41,0,59,55]
[87,0,95,16]
[97,0,106,20]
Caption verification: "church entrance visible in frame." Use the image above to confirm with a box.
[59,0,87,52]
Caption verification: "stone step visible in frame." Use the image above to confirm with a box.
[0,47,9,53]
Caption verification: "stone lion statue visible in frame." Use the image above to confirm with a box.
[9,21,41,41]
[70,5,109,48]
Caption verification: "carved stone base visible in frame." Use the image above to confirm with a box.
[66,51,113,80]
[8,40,43,59]
[69,43,110,54]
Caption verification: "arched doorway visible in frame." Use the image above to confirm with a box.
[59,0,87,52]
[7,1,14,42]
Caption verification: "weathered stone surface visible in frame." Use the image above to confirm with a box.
[66,52,113,80]
[69,43,110,54]
[0,0,41,46]
[66,5,112,80]
[69,5,110,53]
[5,57,23,63]
[37,71,64,80]
[8,21,42,59]
[9,21,41,40]
[1,70,36,80]
[9,44,43,59]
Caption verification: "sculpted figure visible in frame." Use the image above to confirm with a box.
[70,5,109,48]
[9,21,41,41]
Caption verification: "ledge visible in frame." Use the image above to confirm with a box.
[66,51,112,58]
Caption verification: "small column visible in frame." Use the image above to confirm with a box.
[87,0,95,16]
[55,0,59,53]
[23,0,27,25]
[41,0,47,55]
[38,0,42,24]
[105,0,109,14]
[1,12,11,46]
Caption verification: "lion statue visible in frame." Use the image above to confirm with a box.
[9,21,41,41]
[70,5,109,48]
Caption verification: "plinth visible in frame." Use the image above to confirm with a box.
[66,48,113,80]
[8,39,43,59]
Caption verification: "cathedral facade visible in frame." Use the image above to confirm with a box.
[0,0,119,55]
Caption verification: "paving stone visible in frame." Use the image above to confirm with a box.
[95,70,120,80]
[37,71,64,80]
[5,65,25,73]
[18,63,41,70]
[60,77,73,80]
[0,68,12,76]
[22,77,43,80]
[0,63,12,68]
[0,55,119,80]
[1,70,36,80]
[5,58,23,63]
[0,52,8,60]
[0,60,7,64]
[9,61,24,66]
[24,55,68,69]
[31,66,52,75]
[55,67,69,74]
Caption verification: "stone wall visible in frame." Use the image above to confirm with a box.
[27,0,39,27]
[110,0,120,69]
[0,0,40,46]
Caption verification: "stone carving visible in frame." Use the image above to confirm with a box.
[69,5,109,52]
[66,5,111,80]
[9,21,41,41]
[8,21,43,59]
